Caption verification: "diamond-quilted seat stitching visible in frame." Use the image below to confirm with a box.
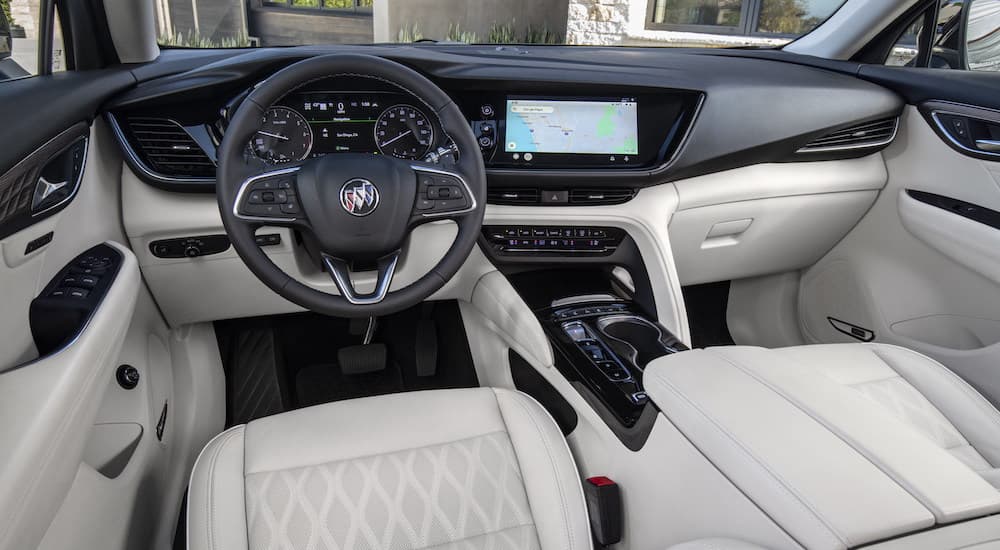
[244,431,539,550]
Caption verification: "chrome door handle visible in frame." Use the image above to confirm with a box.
[975,139,1000,152]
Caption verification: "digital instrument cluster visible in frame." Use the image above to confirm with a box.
[249,91,440,163]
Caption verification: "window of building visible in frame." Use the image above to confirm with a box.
[263,0,373,11]
[647,0,845,38]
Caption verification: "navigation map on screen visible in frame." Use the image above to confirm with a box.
[505,99,639,156]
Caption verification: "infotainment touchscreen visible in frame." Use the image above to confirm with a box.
[504,98,638,156]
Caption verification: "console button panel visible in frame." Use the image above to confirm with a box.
[482,225,625,255]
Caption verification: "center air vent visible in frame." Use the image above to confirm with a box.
[798,117,898,153]
[125,118,215,178]
[487,188,540,205]
[488,187,635,206]
[569,188,635,205]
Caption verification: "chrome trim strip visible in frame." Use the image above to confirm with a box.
[795,117,899,154]
[930,110,1000,159]
[323,252,399,305]
[411,164,478,218]
[232,166,301,224]
[105,113,217,186]
[31,135,88,218]
[976,139,1000,153]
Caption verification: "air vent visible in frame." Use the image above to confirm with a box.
[569,188,636,205]
[487,188,540,205]
[126,118,215,178]
[798,117,898,153]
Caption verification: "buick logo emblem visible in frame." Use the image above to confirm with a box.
[340,179,380,216]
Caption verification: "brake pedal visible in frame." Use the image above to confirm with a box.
[338,343,387,375]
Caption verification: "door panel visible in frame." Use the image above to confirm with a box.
[798,103,1000,406]
[0,63,214,549]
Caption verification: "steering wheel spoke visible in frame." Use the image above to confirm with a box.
[410,164,477,224]
[322,252,400,305]
[233,166,309,227]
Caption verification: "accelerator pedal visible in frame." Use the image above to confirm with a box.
[415,305,438,377]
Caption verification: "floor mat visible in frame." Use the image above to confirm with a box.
[294,361,403,408]
[216,322,289,426]
[215,301,479,425]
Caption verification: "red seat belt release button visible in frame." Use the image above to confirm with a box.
[585,476,622,545]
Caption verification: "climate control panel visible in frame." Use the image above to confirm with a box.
[482,225,625,256]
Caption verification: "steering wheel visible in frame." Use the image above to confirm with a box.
[216,54,486,317]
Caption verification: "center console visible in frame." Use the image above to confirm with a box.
[503,266,687,449]
[544,299,686,427]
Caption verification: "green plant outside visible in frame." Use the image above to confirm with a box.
[1,0,12,26]
[398,19,561,45]
[158,30,252,48]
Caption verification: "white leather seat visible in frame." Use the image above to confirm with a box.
[187,387,591,550]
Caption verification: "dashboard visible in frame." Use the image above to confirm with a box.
[240,79,699,171]
[104,45,903,195]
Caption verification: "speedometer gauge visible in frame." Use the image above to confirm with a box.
[375,104,434,160]
[251,107,313,163]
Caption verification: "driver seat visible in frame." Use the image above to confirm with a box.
[187,387,592,550]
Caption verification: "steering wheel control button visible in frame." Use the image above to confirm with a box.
[237,169,303,221]
[414,169,473,216]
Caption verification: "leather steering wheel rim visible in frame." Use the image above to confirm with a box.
[216,54,486,317]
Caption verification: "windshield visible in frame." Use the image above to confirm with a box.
[154,0,845,49]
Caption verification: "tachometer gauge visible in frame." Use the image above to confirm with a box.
[375,104,434,160]
[251,107,313,163]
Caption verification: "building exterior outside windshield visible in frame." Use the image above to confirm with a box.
[4,0,998,74]
[3,0,847,53]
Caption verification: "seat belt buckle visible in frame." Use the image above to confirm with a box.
[584,476,622,546]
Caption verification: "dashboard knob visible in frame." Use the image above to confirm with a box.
[478,136,495,149]
[184,245,202,258]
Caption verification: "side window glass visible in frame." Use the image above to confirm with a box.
[887,0,1000,72]
[0,0,66,82]
[966,0,1000,71]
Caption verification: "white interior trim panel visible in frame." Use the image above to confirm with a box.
[0,242,140,550]
[668,156,887,285]
[799,106,1000,410]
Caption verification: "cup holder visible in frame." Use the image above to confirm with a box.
[597,315,677,369]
